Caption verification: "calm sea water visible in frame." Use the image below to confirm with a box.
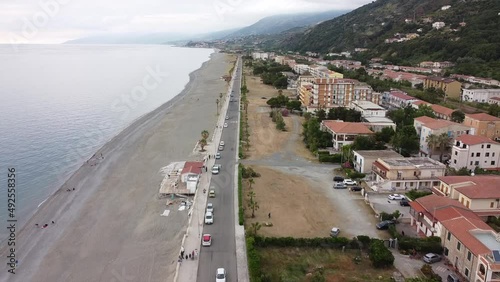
[0,44,214,236]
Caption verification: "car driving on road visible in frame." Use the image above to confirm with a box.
[202,234,212,246]
[220,141,224,146]
[216,268,226,282]
[207,203,214,213]
[223,123,228,128]
[215,152,221,159]
[204,211,213,225]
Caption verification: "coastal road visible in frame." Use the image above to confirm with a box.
[196,57,242,282]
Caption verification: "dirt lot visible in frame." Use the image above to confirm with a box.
[243,166,337,238]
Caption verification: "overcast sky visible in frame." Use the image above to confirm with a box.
[1,0,373,43]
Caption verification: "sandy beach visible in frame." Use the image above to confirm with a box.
[0,52,231,282]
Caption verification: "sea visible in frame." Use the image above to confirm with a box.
[0,44,214,237]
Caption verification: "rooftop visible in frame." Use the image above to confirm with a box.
[455,134,498,146]
[351,100,385,110]
[353,150,402,159]
[414,116,436,124]
[380,157,446,169]
[465,113,500,122]
[425,76,458,84]
[430,104,454,116]
[322,120,374,134]
[448,176,500,199]
[389,91,417,100]
[438,175,500,186]
[364,116,395,123]
[441,216,495,256]
[412,100,432,106]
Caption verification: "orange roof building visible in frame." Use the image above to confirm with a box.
[463,113,500,140]
[320,120,373,150]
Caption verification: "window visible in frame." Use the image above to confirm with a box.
[492,161,496,166]
[475,161,479,165]
[457,242,461,250]
[444,247,449,256]
[492,202,495,208]
[487,144,491,148]
[486,152,490,157]
[471,152,474,157]
[476,153,481,157]
[447,232,451,241]
[396,182,401,187]
[454,159,457,164]
[470,161,473,165]
[465,268,469,277]
[467,251,472,261]
[455,151,458,155]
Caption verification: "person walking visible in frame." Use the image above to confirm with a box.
[268,212,271,219]
[180,246,185,258]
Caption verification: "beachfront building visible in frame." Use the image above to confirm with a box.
[450,135,500,171]
[353,150,402,174]
[463,113,500,141]
[159,161,203,196]
[414,116,472,159]
[370,157,446,191]
[298,78,374,111]
[423,76,462,99]
[320,120,374,150]
[462,89,500,103]
[350,100,387,118]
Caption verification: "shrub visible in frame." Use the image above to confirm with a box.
[398,237,443,254]
[369,240,394,268]
[356,235,371,249]
[406,189,432,200]
[253,236,351,248]
[246,236,262,282]
[421,264,442,282]
[318,153,342,163]
[348,171,366,180]
[238,165,244,225]
[241,165,260,178]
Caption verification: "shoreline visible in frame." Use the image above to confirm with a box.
[0,51,231,282]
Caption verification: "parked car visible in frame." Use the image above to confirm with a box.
[220,141,224,146]
[400,199,410,206]
[376,220,394,230]
[209,188,215,198]
[330,227,340,237]
[423,253,442,264]
[343,179,357,185]
[223,123,228,128]
[447,273,460,282]
[215,152,221,159]
[388,194,405,200]
[202,234,212,246]
[207,203,214,213]
[333,176,344,182]
[218,145,224,151]
[204,211,213,224]
[216,268,226,282]
[333,182,347,189]
[211,165,221,174]
[225,116,229,120]
[350,186,362,192]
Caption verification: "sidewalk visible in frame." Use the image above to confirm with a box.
[175,57,239,282]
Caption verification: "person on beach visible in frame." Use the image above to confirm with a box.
[35,224,39,227]
[268,212,271,219]
[192,250,195,259]
[52,221,55,224]
[73,187,75,191]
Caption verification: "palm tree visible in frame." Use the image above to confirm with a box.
[201,130,209,140]
[248,199,259,218]
[244,99,249,114]
[216,99,219,115]
[247,191,255,201]
[248,178,255,189]
[426,134,440,159]
[199,138,207,151]
[249,222,261,236]
[437,133,452,162]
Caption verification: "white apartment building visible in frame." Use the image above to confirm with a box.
[293,64,310,74]
[252,52,273,60]
[450,134,500,171]
[462,89,500,103]
[414,116,472,159]
[350,100,387,118]
[353,150,402,174]
[371,157,446,191]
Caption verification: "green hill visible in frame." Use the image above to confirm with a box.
[276,0,500,79]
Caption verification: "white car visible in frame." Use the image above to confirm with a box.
[223,123,228,128]
[220,141,224,146]
[207,202,214,213]
[216,268,226,282]
[204,211,213,224]
[202,234,212,246]
[225,116,229,120]
[388,194,405,200]
[215,152,221,159]
[343,179,357,185]
[211,165,220,174]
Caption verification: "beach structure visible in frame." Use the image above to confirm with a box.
[159,161,203,196]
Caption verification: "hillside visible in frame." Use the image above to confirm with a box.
[226,10,348,38]
[276,0,500,79]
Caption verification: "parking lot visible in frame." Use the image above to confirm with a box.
[366,192,412,220]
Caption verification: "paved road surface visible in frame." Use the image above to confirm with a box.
[196,58,242,282]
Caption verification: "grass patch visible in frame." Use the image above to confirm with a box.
[238,164,244,225]
[258,247,395,282]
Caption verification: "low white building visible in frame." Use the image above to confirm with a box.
[371,157,446,191]
[353,150,402,174]
[432,22,445,29]
[320,120,374,150]
[450,134,500,171]
[364,117,397,132]
[350,100,387,118]
[462,88,500,103]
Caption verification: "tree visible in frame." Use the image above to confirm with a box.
[286,100,302,111]
[391,125,419,156]
[369,240,394,268]
[352,135,386,150]
[375,127,395,143]
[249,222,261,236]
[436,132,452,162]
[489,104,500,117]
[416,104,436,119]
[201,130,209,140]
[451,110,465,123]
[248,178,255,189]
[426,134,440,159]
[315,109,326,121]
[248,197,259,218]
[199,138,207,151]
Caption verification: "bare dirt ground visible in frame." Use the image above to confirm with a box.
[244,166,337,238]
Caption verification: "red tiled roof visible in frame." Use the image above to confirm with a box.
[424,120,454,130]
[438,175,500,185]
[425,76,458,84]
[441,216,493,256]
[415,194,463,212]
[412,100,431,106]
[322,120,374,134]
[414,116,436,124]
[181,161,203,175]
[430,104,454,116]
[455,134,497,146]
[390,91,416,100]
[372,160,388,172]
[465,113,500,122]
[453,177,500,199]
